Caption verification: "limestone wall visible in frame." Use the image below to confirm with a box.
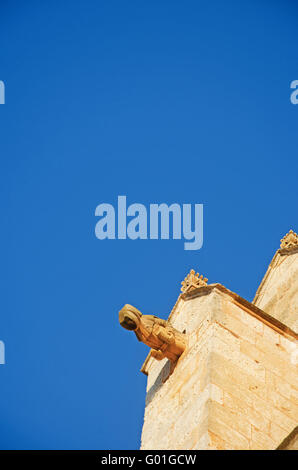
[141,288,298,450]
[253,250,298,333]
[277,426,298,450]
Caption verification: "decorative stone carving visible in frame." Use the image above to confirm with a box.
[280,230,298,250]
[119,304,187,362]
[181,269,208,293]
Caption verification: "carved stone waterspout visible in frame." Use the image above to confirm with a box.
[119,304,187,362]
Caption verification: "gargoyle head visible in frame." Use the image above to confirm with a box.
[119,304,142,331]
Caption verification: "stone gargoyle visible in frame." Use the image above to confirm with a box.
[119,304,187,362]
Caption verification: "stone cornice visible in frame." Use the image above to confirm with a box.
[141,283,297,375]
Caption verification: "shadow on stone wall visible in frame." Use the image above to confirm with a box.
[145,359,175,407]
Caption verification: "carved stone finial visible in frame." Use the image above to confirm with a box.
[280,230,298,250]
[181,269,208,293]
[119,304,187,362]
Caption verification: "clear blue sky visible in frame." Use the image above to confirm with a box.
[0,0,297,449]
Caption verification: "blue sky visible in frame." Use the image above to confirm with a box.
[0,0,297,449]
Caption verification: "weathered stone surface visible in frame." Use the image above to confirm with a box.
[140,286,298,450]
[120,233,298,450]
[253,232,298,332]
[277,426,298,450]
